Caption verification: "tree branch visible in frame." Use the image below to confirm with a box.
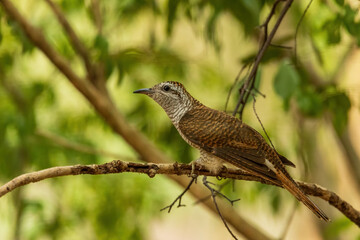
[298,181,360,227]
[233,0,294,119]
[1,160,359,227]
[0,0,105,103]
[43,0,102,86]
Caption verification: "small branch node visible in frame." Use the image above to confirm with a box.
[202,177,241,206]
[148,169,157,178]
[160,177,196,213]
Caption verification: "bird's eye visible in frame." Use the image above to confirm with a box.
[163,85,170,91]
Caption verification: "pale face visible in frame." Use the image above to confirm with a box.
[134,81,193,124]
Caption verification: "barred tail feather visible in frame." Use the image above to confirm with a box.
[277,171,330,221]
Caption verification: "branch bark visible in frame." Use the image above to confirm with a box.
[1,160,359,227]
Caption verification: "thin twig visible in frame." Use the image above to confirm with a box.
[294,0,314,65]
[160,176,196,213]
[203,176,238,240]
[203,179,240,205]
[194,181,240,206]
[251,94,276,150]
[225,64,248,112]
[259,0,285,45]
[232,0,285,119]
[194,179,234,204]
[233,0,294,119]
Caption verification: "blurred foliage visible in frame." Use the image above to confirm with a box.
[0,0,359,239]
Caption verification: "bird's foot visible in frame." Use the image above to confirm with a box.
[189,161,200,179]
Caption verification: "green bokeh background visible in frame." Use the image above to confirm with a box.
[0,0,360,239]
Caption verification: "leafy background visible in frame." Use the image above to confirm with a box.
[0,0,360,239]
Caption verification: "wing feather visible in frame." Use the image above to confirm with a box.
[179,107,278,179]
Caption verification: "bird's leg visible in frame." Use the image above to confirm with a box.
[196,150,224,175]
[160,176,197,213]
[190,158,205,178]
[190,161,197,178]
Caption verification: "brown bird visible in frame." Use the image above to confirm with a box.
[134,81,329,221]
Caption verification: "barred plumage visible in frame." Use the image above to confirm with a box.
[134,81,329,221]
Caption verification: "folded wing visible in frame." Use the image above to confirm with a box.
[179,107,285,180]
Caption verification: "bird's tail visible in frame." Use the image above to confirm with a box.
[277,171,330,222]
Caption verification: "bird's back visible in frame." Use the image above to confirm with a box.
[178,104,287,181]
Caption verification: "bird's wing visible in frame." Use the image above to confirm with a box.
[179,107,278,179]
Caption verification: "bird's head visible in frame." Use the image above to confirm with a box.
[134,81,197,123]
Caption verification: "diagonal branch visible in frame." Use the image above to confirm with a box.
[233,0,294,119]
[0,0,102,103]
[43,0,101,85]
[1,161,359,227]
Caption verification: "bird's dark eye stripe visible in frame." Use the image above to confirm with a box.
[163,85,170,91]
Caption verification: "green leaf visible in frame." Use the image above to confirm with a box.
[7,19,34,53]
[273,61,300,108]
[0,52,14,71]
[324,90,351,133]
[343,5,360,44]
[166,0,180,35]
[94,34,109,54]
[295,88,323,117]
[270,192,281,213]
[24,199,44,213]
[334,0,344,6]
[323,17,341,45]
[104,57,114,79]
[225,0,262,35]
[205,10,221,51]
[60,0,84,12]
[93,34,110,67]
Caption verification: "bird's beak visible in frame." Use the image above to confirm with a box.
[133,88,154,95]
